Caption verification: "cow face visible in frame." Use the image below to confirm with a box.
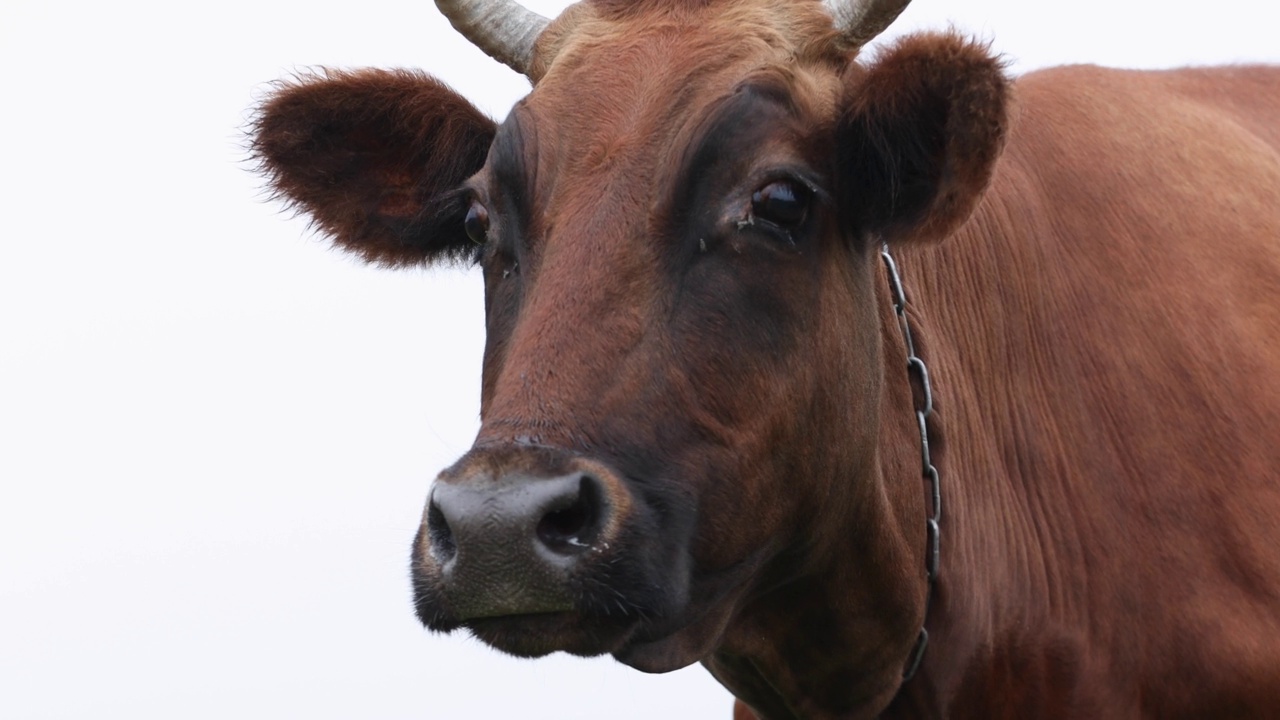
[253,0,1006,692]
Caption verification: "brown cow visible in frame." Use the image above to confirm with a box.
[251,0,1280,717]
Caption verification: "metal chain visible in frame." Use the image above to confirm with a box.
[880,244,942,682]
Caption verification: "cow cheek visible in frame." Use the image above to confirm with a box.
[671,360,820,568]
[667,265,846,564]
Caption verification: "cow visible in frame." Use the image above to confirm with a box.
[251,0,1280,716]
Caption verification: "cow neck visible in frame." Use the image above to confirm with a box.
[878,243,942,684]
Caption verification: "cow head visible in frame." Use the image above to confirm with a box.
[253,0,1007,714]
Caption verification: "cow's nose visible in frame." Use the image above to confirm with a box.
[423,471,613,619]
[427,472,608,562]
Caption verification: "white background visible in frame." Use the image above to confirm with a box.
[2,1,1277,717]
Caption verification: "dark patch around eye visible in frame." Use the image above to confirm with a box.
[475,110,542,404]
[668,87,796,230]
[487,110,535,246]
[656,84,807,274]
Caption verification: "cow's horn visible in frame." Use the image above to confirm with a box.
[434,0,550,76]
[824,0,912,49]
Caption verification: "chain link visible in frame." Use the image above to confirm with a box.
[880,244,942,682]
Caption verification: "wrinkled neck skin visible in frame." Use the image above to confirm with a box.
[704,220,1046,718]
[699,243,935,720]
[847,197,1061,720]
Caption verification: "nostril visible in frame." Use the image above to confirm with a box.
[536,475,602,554]
[426,492,457,563]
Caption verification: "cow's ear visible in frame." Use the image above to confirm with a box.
[252,69,496,267]
[838,32,1009,245]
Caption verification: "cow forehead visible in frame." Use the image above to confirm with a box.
[532,0,845,81]
[525,0,844,143]
[503,0,846,215]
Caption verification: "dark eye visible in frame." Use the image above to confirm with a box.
[464,201,490,244]
[751,180,810,228]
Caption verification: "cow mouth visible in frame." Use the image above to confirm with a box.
[446,553,771,672]
[413,520,776,671]
[463,611,643,658]
[412,545,671,660]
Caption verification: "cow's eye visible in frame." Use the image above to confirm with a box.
[464,201,490,244]
[751,180,810,228]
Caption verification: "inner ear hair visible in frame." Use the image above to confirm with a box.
[839,31,1010,245]
[251,68,496,267]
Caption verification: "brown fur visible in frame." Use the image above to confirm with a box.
[252,0,1280,717]
[880,63,1280,719]
[840,33,1009,243]
[252,68,494,266]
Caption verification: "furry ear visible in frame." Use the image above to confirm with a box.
[252,69,496,266]
[839,32,1009,245]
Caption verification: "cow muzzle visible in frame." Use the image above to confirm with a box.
[413,445,639,637]
[425,469,613,618]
